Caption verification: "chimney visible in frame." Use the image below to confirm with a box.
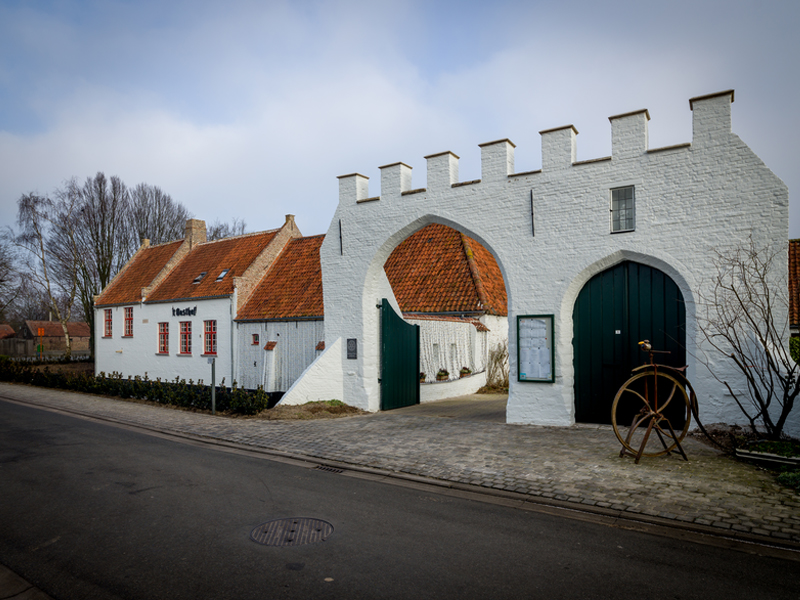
[184,219,207,249]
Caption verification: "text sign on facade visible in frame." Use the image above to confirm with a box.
[517,315,554,383]
[347,338,357,359]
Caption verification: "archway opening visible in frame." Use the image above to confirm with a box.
[380,223,509,414]
[572,260,686,425]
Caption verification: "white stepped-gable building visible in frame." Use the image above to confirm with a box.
[282,90,797,437]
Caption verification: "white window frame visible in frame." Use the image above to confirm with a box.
[610,185,635,233]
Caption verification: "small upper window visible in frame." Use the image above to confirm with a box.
[611,186,635,233]
[215,269,230,282]
[192,272,207,284]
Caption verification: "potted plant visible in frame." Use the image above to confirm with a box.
[436,368,449,381]
[419,372,426,383]
[459,367,472,378]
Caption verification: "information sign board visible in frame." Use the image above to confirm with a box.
[517,315,554,383]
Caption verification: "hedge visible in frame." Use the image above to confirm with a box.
[0,357,276,415]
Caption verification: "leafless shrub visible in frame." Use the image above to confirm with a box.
[696,237,797,440]
[487,340,509,389]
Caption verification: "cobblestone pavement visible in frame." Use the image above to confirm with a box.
[2,382,799,546]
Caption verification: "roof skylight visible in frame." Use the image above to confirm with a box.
[192,272,207,284]
[215,269,230,282]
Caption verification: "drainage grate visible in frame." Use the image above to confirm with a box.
[315,465,344,474]
[250,518,334,547]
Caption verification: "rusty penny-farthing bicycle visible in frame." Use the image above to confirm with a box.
[611,341,699,464]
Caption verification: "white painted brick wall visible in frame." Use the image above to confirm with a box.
[312,90,796,436]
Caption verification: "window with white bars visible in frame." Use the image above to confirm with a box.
[158,323,169,354]
[124,307,133,337]
[611,186,635,233]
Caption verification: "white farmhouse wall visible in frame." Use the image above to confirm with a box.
[311,91,796,436]
[420,371,488,403]
[236,320,325,391]
[95,297,234,385]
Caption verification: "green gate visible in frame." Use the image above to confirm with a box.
[380,298,420,411]
[572,261,685,425]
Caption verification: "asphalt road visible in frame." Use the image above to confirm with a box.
[1,399,798,600]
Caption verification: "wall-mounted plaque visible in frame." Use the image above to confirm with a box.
[517,315,554,383]
[347,338,357,360]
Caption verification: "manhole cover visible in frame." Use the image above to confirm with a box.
[250,518,334,546]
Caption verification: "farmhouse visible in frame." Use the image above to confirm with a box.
[280,89,797,438]
[94,215,301,383]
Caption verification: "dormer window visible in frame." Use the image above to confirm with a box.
[215,269,230,282]
[192,272,207,284]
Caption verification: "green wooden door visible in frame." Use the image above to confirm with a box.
[380,298,420,411]
[572,261,685,425]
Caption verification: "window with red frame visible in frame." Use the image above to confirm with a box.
[180,322,192,354]
[104,309,112,337]
[123,307,133,337]
[252,333,259,345]
[158,323,169,354]
[204,320,217,355]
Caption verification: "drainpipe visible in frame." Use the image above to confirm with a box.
[231,289,237,386]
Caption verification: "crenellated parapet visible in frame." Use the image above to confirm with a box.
[337,90,736,204]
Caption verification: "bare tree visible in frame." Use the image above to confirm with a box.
[207,217,247,241]
[0,233,19,322]
[697,237,798,440]
[15,192,81,358]
[128,183,192,248]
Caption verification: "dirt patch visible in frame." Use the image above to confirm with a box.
[253,400,368,420]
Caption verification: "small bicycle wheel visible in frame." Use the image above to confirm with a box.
[611,371,691,458]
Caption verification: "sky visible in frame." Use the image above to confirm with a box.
[1,0,798,239]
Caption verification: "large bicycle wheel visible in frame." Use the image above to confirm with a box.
[611,370,691,458]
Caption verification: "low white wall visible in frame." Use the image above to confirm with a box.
[420,370,487,403]
[279,337,344,405]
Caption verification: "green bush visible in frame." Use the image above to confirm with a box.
[0,357,273,416]
[777,469,800,493]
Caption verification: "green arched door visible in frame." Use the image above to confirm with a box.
[572,261,685,424]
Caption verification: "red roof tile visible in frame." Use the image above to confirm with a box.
[147,231,278,302]
[0,324,15,339]
[384,224,507,316]
[236,225,507,322]
[790,240,800,327]
[237,236,324,320]
[95,240,183,306]
[26,321,90,338]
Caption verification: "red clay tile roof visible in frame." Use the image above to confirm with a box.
[147,231,278,303]
[95,240,183,306]
[236,236,324,320]
[790,240,800,327]
[384,224,507,316]
[264,341,278,350]
[315,341,325,351]
[0,324,15,339]
[25,321,90,338]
